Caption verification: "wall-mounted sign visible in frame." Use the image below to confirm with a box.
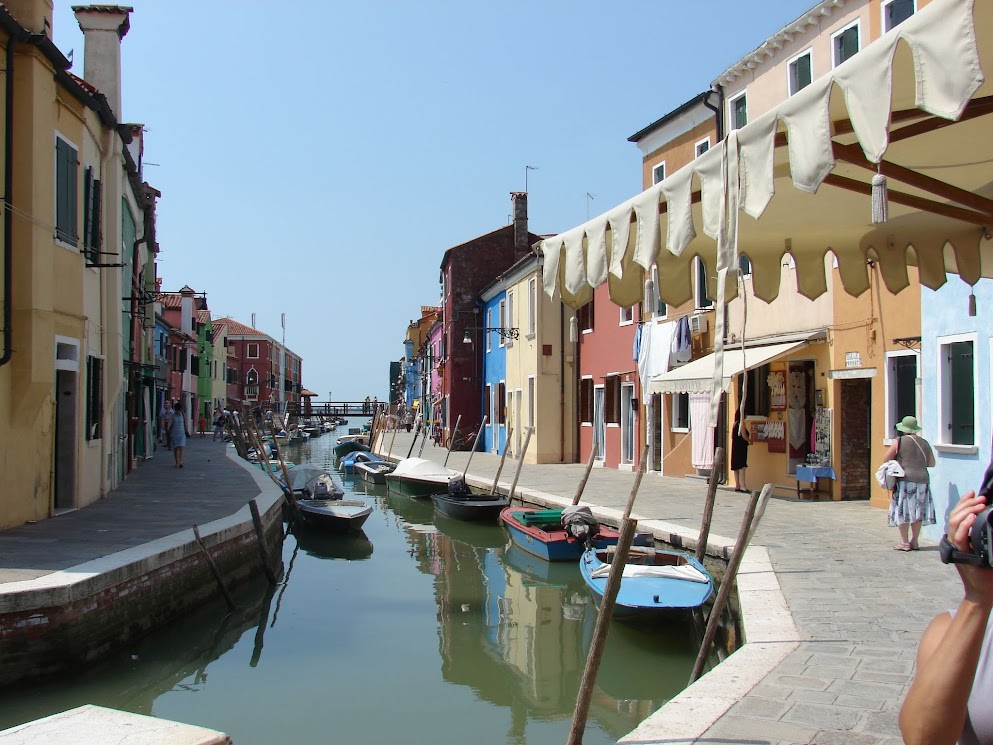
[768,368,786,411]
[845,351,861,368]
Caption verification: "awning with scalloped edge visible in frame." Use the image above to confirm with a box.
[540,0,992,311]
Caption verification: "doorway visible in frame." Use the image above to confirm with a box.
[54,369,78,511]
[621,383,636,464]
[840,378,872,499]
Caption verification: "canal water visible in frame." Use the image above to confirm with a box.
[0,421,713,744]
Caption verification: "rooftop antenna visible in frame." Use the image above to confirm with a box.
[586,192,596,221]
[251,313,256,329]
[525,165,538,193]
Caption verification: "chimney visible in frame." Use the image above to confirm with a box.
[179,286,195,335]
[5,0,53,35]
[73,5,132,120]
[511,192,528,258]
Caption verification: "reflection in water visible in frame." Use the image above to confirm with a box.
[0,424,712,744]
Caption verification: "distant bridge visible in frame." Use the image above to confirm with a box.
[261,401,382,418]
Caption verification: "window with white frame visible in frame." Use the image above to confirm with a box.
[247,342,259,358]
[832,21,860,66]
[578,296,594,333]
[788,50,813,96]
[651,265,667,319]
[729,93,747,130]
[506,291,514,345]
[695,138,710,158]
[885,350,918,439]
[938,335,975,446]
[883,0,915,32]
[671,393,689,432]
[694,258,713,309]
[739,254,752,276]
[652,162,666,185]
[527,277,537,337]
[498,299,506,347]
[619,306,633,326]
[486,308,493,352]
[55,134,79,247]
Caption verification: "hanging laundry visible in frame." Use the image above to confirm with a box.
[690,393,714,470]
[670,316,692,366]
[633,323,643,362]
[639,321,676,393]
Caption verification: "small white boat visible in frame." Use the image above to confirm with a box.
[385,458,459,497]
[356,460,396,485]
[297,498,373,532]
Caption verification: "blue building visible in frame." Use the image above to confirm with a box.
[479,288,507,454]
[920,278,992,541]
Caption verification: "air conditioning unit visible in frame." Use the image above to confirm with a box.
[689,314,708,335]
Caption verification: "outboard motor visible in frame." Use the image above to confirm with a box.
[447,476,470,497]
[561,505,600,549]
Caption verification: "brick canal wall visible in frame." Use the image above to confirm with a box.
[0,494,284,685]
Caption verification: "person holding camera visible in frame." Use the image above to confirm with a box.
[899,487,993,745]
[883,415,936,551]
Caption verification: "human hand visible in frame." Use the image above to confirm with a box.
[948,491,993,608]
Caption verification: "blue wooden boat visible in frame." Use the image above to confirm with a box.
[579,546,714,622]
[499,505,653,562]
[340,450,381,474]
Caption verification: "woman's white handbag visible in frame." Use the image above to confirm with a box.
[875,460,905,490]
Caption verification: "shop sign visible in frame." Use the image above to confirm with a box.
[845,351,861,368]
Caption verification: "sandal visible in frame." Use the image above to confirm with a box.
[909,540,919,550]
[893,542,912,551]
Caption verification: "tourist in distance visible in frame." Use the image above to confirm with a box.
[212,409,225,441]
[730,412,752,493]
[882,415,936,551]
[899,488,993,745]
[161,400,174,450]
[170,400,191,468]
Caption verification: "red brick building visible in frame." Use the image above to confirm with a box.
[438,193,541,445]
[214,318,303,411]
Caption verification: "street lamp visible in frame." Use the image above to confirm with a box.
[463,327,519,344]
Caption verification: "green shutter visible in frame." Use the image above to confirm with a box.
[949,341,974,445]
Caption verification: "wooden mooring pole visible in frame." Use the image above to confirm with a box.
[696,446,725,563]
[506,427,533,502]
[689,483,773,684]
[571,444,599,506]
[249,499,279,585]
[489,427,513,494]
[444,415,462,467]
[192,524,236,611]
[568,444,650,745]
[462,416,487,478]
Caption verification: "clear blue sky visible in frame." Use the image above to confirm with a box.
[53,1,815,402]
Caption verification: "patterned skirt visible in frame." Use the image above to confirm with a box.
[887,480,936,527]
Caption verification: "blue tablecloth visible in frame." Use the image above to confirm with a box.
[795,466,836,482]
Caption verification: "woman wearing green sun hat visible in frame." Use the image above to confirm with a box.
[881,415,936,551]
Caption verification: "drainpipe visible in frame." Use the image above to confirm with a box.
[702,83,725,143]
[0,35,16,368]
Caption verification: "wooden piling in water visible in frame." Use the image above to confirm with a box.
[506,427,533,502]
[462,416,487,478]
[696,446,724,563]
[249,499,279,585]
[489,426,513,494]
[192,524,236,611]
[443,415,462,467]
[571,444,599,505]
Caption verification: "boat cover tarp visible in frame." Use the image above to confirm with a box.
[590,563,710,583]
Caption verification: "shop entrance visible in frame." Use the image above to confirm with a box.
[839,378,872,499]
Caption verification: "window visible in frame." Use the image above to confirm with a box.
[832,21,860,66]
[527,277,537,337]
[578,297,594,333]
[652,162,666,185]
[695,138,710,158]
[883,0,914,32]
[939,337,975,446]
[671,393,689,431]
[738,365,771,418]
[497,382,506,424]
[527,376,535,430]
[788,50,812,96]
[55,135,79,247]
[247,342,259,359]
[619,306,633,325]
[739,254,752,276]
[886,352,918,439]
[605,374,621,424]
[651,265,667,319]
[695,258,713,309]
[486,309,493,352]
[81,166,102,264]
[580,377,594,424]
[506,291,514,345]
[729,93,747,130]
[498,300,506,347]
[85,356,103,440]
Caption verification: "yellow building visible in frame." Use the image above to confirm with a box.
[0,2,156,528]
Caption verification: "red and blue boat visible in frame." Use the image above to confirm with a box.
[499,505,653,562]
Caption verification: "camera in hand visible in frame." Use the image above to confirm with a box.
[940,459,993,569]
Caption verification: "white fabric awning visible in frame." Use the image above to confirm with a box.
[649,339,811,394]
[540,0,992,310]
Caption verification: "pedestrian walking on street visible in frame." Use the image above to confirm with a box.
[883,415,936,551]
[731,413,752,492]
[170,401,191,468]
[162,400,174,450]
[213,409,225,441]
[198,412,207,438]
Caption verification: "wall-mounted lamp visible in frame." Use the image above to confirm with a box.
[463,327,520,344]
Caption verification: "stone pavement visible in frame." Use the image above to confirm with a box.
[382,431,963,744]
[0,435,260,585]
